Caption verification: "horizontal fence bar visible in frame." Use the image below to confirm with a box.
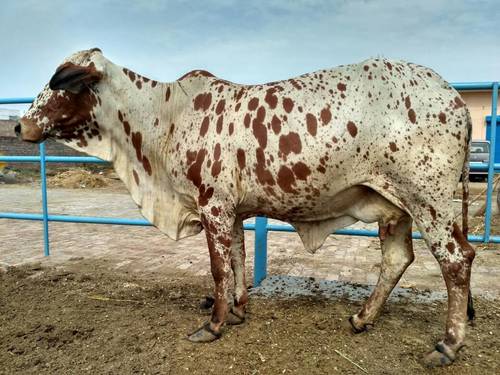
[0,155,108,163]
[0,97,35,104]
[1,212,498,243]
[451,82,495,90]
[0,212,151,226]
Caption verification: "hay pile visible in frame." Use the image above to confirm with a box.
[47,169,110,189]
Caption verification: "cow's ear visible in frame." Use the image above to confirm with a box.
[49,62,103,94]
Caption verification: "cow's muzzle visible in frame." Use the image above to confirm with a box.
[17,118,45,143]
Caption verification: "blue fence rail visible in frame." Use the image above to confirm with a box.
[1,81,499,286]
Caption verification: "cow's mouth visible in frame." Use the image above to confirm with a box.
[17,118,47,143]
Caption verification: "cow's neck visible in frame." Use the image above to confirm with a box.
[96,67,203,239]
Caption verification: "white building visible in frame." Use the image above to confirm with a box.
[0,108,20,120]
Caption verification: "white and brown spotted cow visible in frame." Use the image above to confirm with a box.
[17,48,475,367]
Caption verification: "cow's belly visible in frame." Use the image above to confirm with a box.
[238,184,405,253]
[238,184,404,224]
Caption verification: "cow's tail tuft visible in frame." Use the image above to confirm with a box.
[462,108,472,238]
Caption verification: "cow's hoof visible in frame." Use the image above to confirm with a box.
[226,307,245,325]
[423,342,456,368]
[187,323,221,343]
[349,315,372,333]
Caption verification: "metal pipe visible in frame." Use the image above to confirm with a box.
[0,155,108,163]
[39,142,50,256]
[0,212,151,226]
[0,97,35,104]
[253,216,268,287]
[484,82,499,242]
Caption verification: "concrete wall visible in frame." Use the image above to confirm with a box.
[459,91,500,140]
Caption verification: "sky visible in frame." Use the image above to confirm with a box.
[0,0,499,107]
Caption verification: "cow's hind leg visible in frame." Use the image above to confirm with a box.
[350,214,414,332]
[412,212,475,367]
[227,217,248,325]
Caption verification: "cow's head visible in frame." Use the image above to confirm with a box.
[16,48,108,153]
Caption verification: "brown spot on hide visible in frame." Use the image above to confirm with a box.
[255,148,275,185]
[454,96,465,108]
[248,97,259,111]
[306,113,317,136]
[282,97,294,113]
[438,112,447,124]
[277,165,297,193]
[405,96,411,109]
[346,121,357,137]
[408,109,416,124]
[271,115,281,134]
[216,115,223,134]
[292,162,311,180]
[165,87,171,102]
[122,121,131,136]
[244,113,251,128]
[337,82,347,91]
[216,99,225,115]
[446,242,455,253]
[198,184,214,207]
[131,132,143,161]
[429,206,437,221]
[211,160,222,177]
[389,142,399,152]
[320,107,332,125]
[136,80,142,90]
[194,93,212,111]
[279,132,302,156]
[142,156,152,176]
[211,206,220,216]
[237,149,246,169]
[252,106,267,148]
[186,150,197,165]
[228,122,234,135]
[200,116,210,136]
[178,70,215,80]
[187,149,208,188]
[214,143,221,160]
[264,88,278,109]
[133,170,139,185]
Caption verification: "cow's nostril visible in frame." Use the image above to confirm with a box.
[14,124,21,136]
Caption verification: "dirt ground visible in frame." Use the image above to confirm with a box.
[1,260,499,375]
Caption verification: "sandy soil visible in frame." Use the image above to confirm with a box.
[1,260,499,375]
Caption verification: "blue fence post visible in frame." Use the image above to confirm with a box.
[39,142,50,256]
[484,82,499,242]
[253,216,268,287]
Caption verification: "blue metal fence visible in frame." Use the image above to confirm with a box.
[1,81,499,286]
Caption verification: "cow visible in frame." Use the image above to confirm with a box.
[16,48,475,367]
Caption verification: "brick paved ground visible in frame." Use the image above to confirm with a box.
[1,185,499,298]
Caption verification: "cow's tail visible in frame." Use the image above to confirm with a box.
[462,110,471,238]
[462,108,475,322]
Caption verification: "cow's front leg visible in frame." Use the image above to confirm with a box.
[188,212,234,343]
[227,217,247,325]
